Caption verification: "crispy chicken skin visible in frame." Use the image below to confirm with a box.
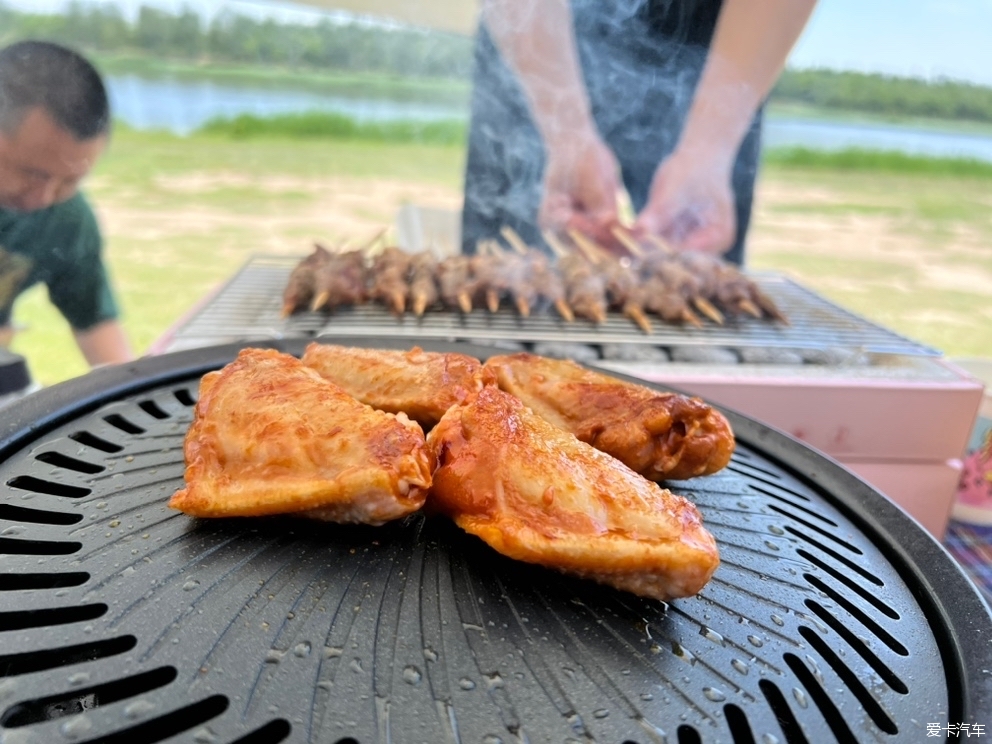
[301,343,494,429]
[169,348,431,525]
[484,353,734,481]
[426,386,720,600]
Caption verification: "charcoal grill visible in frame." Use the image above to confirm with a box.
[151,255,940,358]
[0,337,989,744]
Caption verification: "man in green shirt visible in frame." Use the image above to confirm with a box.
[0,40,131,367]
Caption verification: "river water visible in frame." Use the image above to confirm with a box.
[106,74,992,163]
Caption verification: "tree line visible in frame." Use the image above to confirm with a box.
[2,2,992,124]
[0,2,473,80]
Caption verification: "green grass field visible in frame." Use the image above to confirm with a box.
[8,126,992,386]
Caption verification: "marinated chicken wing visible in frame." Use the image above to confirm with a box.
[426,386,720,600]
[301,343,493,429]
[169,348,431,524]
[484,353,734,481]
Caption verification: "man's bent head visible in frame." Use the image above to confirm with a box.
[0,41,110,212]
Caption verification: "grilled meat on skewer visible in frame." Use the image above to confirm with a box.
[310,249,367,312]
[281,243,332,316]
[436,254,474,313]
[558,251,607,324]
[369,246,413,315]
[409,251,439,316]
[598,254,653,333]
[523,249,573,321]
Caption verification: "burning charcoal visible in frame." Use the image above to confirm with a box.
[532,342,601,364]
[668,346,740,364]
[600,344,670,362]
[738,347,804,365]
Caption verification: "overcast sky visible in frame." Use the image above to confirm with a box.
[5,0,992,86]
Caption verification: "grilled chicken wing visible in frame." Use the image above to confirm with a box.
[426,385,720,600]
[484,353,734,481]
[169,348,431,524]
[301,343,493,429]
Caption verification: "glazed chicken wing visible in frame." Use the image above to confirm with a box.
[426,386,719,600]
[301,343,493,429]
[484,353,734,481]
[169,348,431,525]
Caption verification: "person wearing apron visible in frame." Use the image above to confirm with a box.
[461,0,818,264]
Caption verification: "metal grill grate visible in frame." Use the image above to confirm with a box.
[160,256,940,357]
[0,339,988,744]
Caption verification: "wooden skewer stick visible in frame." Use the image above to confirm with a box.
[566,229,602,265]
[738,299,763,319]
[280,301,296,318]
[457,291,472,314]
[310,291,330,312]
[542,229,569,259]
[693,297,725,325]
[643,233,675,255]
[682,307,704,328]
[413,293,429,317]
[610,225,645,258]
[553,298,575,323]
[486,289,501,314]
[515,296,531,318]
[358,227,387,253]
[499,226,530,256]
[625,305,653,334]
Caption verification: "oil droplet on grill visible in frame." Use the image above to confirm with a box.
[423,647,438,662]
[593,709,609,719]
[123,699,156,719]
[771,614,785,626]
[649,642,662,654]
[350,658,363,673]
[68,672,90,686]
[806,655,825,685]
[485,673,504,690]
[731,658,749,675]
[265,650,284,664]
[793,687,808,708]
[482,736,503,744]
[768,525,785,535]
[294,641,311,658]
[60,715,92,739]
[324,646,342,659]
[764,541,780,551]
[402,666,422,685]
[748,635,764,648]
[182,579,200,591]
[762,734,780,744]
[459,677,476,690]
[640,692,653,701]
[700,627,724,645]
[703,687,726,702]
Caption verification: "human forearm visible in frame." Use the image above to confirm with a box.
[677,0,818,169]
[482,0,596,141]
[73,320,133,367]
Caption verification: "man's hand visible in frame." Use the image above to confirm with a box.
[634,149,736,255]
[540,130,622,242]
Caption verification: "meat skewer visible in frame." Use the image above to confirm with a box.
[369,246,412,315]
[436,254,474,313]
[557,250,608,324]
[409,251,439,316]
[281,243,332,316]
[310,247,367,312]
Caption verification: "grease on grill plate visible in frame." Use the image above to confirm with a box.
[0,342,974,744]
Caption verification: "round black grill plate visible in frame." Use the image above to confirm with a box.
[0,339,989,744]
